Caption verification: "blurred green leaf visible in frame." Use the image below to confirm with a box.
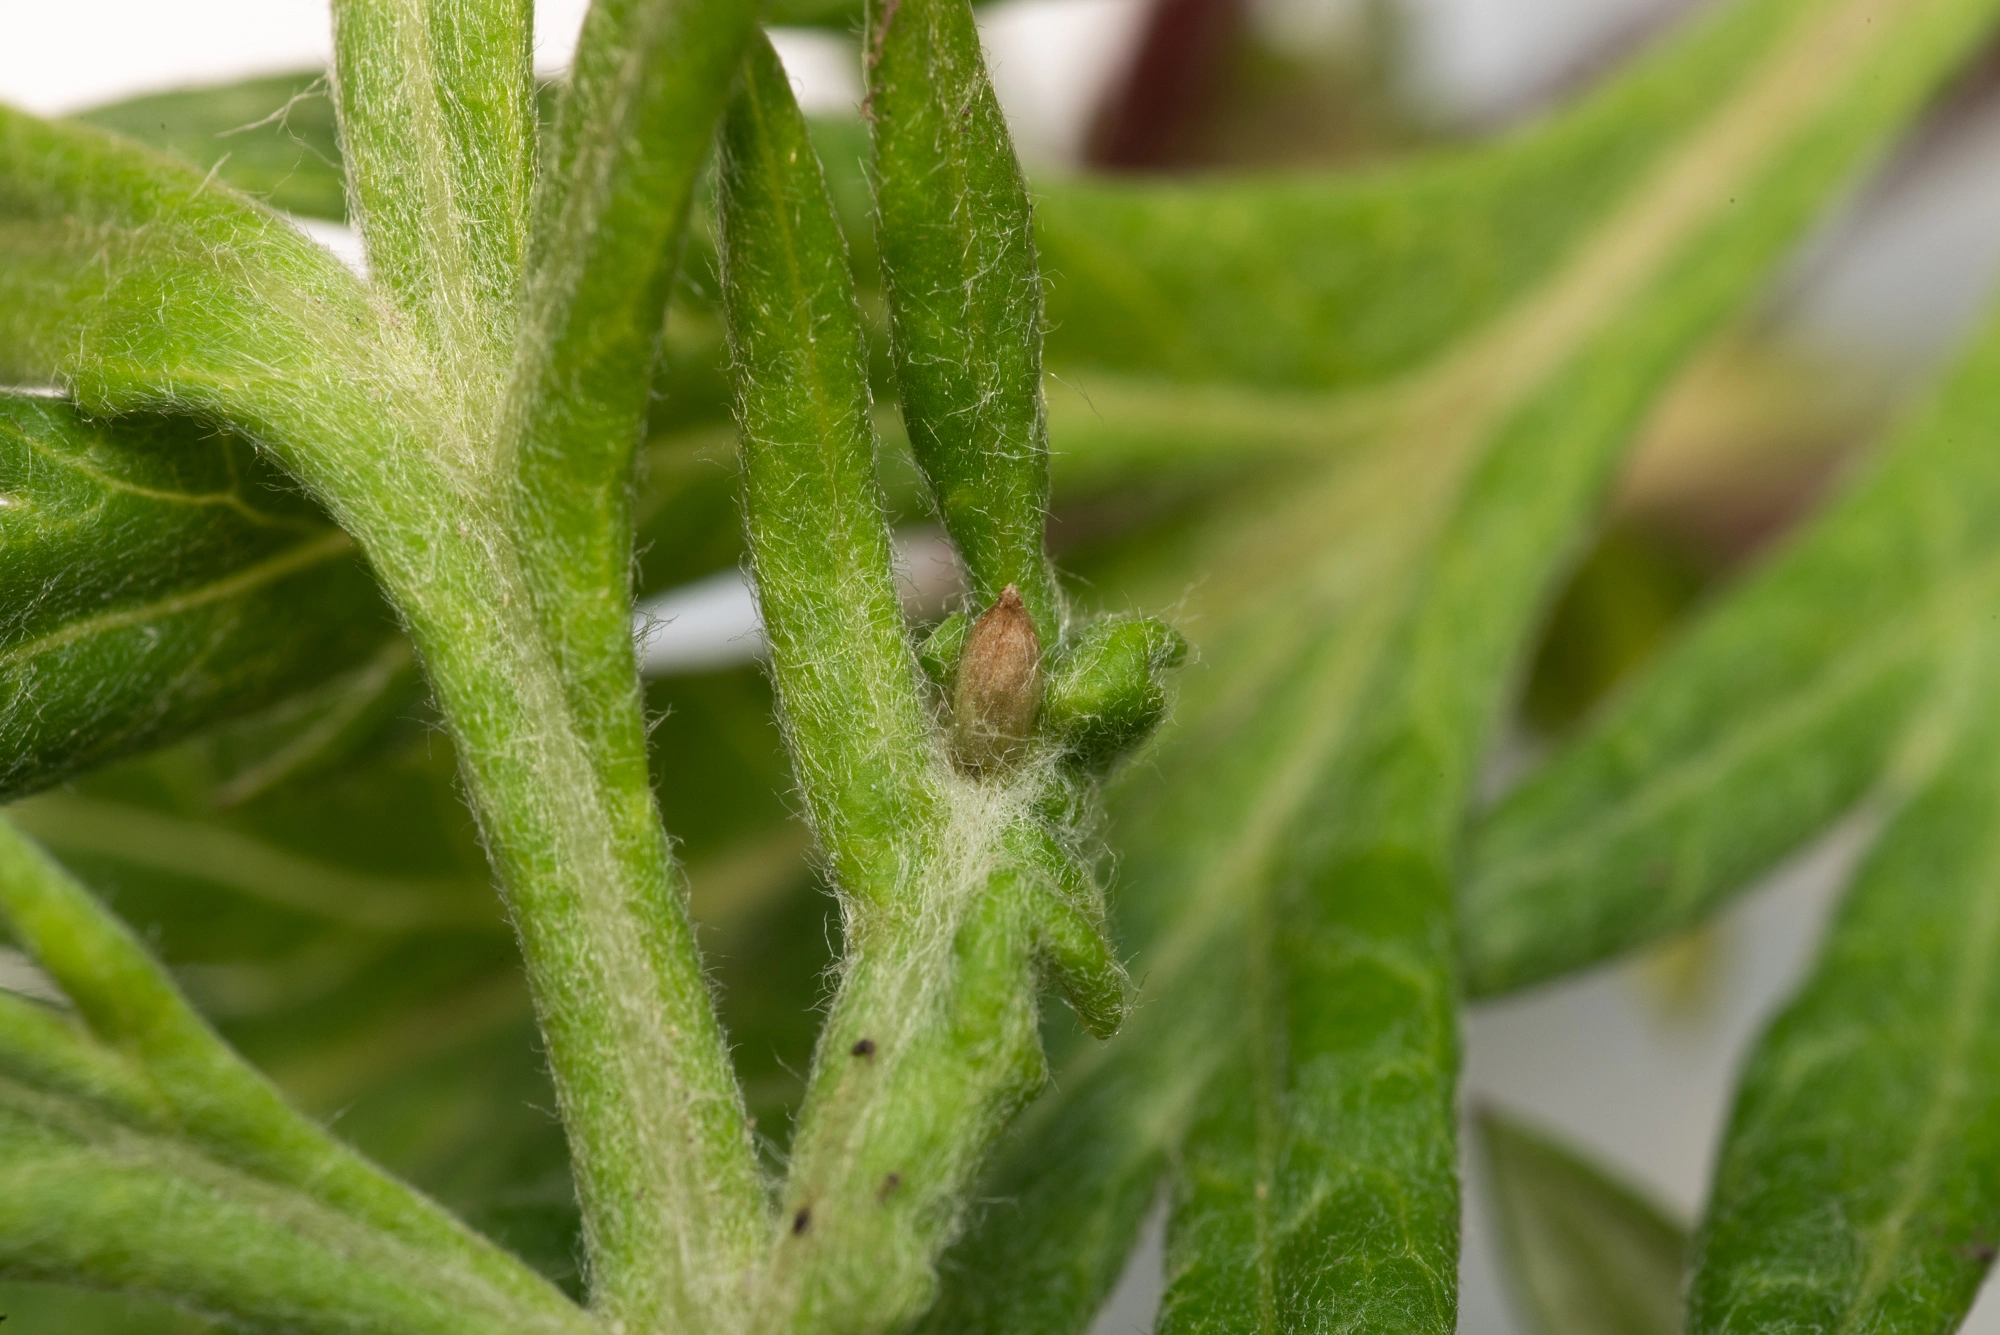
[0,798,588,1335]
[1687,663,2000,1334]
[0,396,389,802]
[74,72,347,222]
[925,0,2000,1328]
[1460,300,2000,997]
[1035,0,1825,391]
[1478,1109,1686,1335]
[0,1280,216,1334]
[0,1083,546,1335]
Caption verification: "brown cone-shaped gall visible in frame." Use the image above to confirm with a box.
[950,585,1042,775]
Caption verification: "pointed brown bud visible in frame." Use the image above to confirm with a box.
[951,585,1042,775]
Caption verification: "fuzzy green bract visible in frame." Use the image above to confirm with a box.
[1460,304,2000,996]
[1,0,2000,1331]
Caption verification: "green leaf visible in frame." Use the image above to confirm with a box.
[329,0,534,382]
[925,0,2000,1328]
[0,1078,559,1335]
[0,814,591,1334]
[1477,1109,1687,1335]
[1033,0,1820,392]
[1686,661,2000,1334]
[1460,297,2000,998]
[3,650,817,1312]
[74,71,348,222]
[0,102,463,565]
[0,395,389,801]
[867,0,1061,648]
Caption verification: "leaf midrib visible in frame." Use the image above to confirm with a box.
[1469,542,2000,906]
[0,526,354,669]
[1832,768,2000,1329]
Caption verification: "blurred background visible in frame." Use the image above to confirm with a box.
[3,0,2000,1330]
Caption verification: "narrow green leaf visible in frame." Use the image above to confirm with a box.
[1461,296,2000,997]
[1477,1109,1687,1335]
[1033,0,1821,392]
[0,396,389,799]
[867,0,1061,648]
[0,817,590,1334]
[715,32,936,902]
[1174,0,1995,1327]
[0,1078,565,1335]
[330,0,534,384]
[927,0,2000,1327]
[1687,663,2000,1335]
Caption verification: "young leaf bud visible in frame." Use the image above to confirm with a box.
[951,586,1042,775]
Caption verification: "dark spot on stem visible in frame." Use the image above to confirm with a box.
[851,1038,877,1058]
[792,1207,812,1235]
[879,1172,903,1202]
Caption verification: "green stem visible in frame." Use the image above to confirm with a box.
[501,0,761,965]
[0,87,767,1335]
[330,0,534,392]
[329,2,772,1322]
[717,35,1150,1332]
[715,41,1064,1331]
[763,858,1048,1333]
[381,509,768,1335]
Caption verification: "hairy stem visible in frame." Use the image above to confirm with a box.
[387,514,767,1335]
[716,41,1136,1332]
